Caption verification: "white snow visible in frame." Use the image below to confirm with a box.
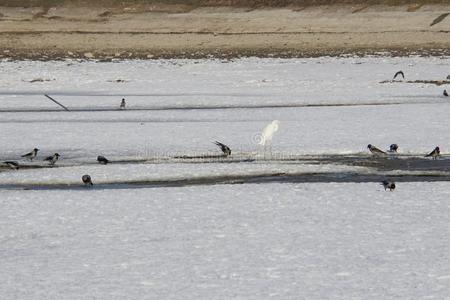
[0,57,448,105]
[1,57,450,161]
[1,56,450,299]
[0,162,365,186]
[1,182,450,299]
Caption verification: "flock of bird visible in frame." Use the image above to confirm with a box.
[367,144,440,160]
[4,148,59,169]
[369,70,448,191]
[1,140,442,190]
[1,140,232,186]
[1,70,448,189]
[1,98,126,185]
[367,143,442,192]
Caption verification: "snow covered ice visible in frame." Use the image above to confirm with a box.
[1,56,450,299]
[2,183,450,299]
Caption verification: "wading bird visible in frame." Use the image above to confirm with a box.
[259,120,280,153]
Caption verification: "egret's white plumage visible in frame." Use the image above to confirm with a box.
[259,120,280,146]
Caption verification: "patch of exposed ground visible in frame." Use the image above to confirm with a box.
[0,4,449,59]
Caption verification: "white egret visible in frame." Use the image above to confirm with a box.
[258,120,280,154]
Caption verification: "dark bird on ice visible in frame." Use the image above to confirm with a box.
[82,174,93,186]
[444,90,448,97]
[381,180,396,191]
[367,144,387,156]
[21,148,39,161]
[3,161,19,170]
[425,146,440,160]
[214,141,231,157]
[44,153,60,165]
[393,71,405,80]
[97,155,109,165]
[388,144,399,153]
[120,98,126,109]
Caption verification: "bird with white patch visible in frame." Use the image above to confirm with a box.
[388,144,399,153]
[258,120,280,154]
[82,174,93,186]
[3,161,19,170]
[21,148,39,161]
[425,147,440,160]
[120,98,126,109]
[367,144,387,156]
[381,180,396,191]
[44,153,60,165]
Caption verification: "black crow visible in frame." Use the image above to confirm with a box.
[97,155,109,165]
[214,141,232,157]
[393,71,404,80]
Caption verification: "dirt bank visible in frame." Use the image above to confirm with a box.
[0,3,449,59]
[0,1,449,7]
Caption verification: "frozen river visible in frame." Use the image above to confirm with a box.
[1,57,450,299]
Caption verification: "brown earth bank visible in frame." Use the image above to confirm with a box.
[0,1,449,8]
[0,2,449,59]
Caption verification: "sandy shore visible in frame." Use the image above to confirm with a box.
[1,4,450,59]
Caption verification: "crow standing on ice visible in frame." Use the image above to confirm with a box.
[381,180,396,191]
[444,90,448,97]
[44,153,60,165]
[97,155,109,165]
[388,144,399,153]
[214,141,231,157]
[393,71,405,80]
[120,98,126,109]
[425,146,440,160]
[82,174,93,186]
[367,144,387,156]
[21,148,39,161]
